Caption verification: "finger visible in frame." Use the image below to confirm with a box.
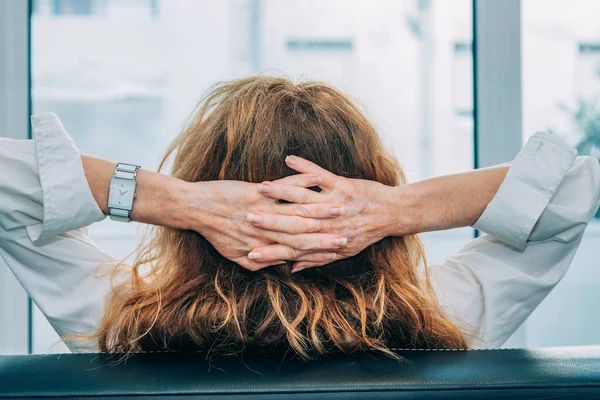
[275,203,346,218]
[285,156,338,189]
[248,245,338,263]
[261,231,348,252]
[248,205,345,232]
[241,259,288,272]
[272,173,322,188]
[291,262,324,273]
[295,252,337,263]
[248,245,299,261]
[246,207,343,235]
[257,181,324,204]
[249,213,322,234]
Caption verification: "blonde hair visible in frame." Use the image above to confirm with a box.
[91,76,467,358]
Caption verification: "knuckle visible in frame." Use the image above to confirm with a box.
[244,263,258,272]
[251,262,265,272]
[294,238,308,251]
[347,247,360,257]
[293,204,310,218]
[319,236,330,249]
[285,247,298,259]
[306,219,321,233]
[276,216,291,231]
[322,253,336,262]
[291,218,305,233]
[297,190,310,204]
[270,214,285,229]
[311,254,327,263]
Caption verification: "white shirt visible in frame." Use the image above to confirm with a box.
[1,112,599,353]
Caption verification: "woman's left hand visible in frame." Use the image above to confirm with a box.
[246,156,408,272]
[185,173,350,272]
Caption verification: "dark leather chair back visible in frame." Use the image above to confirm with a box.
[1,346,599,399]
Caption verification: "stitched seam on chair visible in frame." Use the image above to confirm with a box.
[36,348,527,355]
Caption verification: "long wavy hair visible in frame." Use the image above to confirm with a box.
[93,76,468,358]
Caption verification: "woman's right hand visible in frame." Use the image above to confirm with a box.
[183,174,350,271]
[242,156,407,272]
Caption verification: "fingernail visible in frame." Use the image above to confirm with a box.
[257,183,272,193]
[311,176,322,185]
[333,237,348,247]
[248,251,263,260]
[291,267,302,273]
[246,213,263,223]
[330,253,337,261]
[285,155,296,165]
[329,206,345,216]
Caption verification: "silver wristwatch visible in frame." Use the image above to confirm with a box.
[108,162,141,223]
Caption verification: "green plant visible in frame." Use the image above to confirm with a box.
[550,67,600,217]
[560,98,600,158]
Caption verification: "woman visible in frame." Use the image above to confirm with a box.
[0,76,598,357]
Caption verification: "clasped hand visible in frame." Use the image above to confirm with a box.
[193,156,403,272]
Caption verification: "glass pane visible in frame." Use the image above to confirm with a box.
[31,0,473,353]
[521,0,600,346]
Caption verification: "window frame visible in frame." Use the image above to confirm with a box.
[473,0,525,347]
[473,0,523,170]
[0,0,32,355]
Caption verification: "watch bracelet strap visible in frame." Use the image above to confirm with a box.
[109,207,131,222]
[109,162,141,222]
[114,162,140,180]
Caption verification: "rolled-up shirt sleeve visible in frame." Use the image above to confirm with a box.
[430,132,600,348]
[30,113,106,239]
[0,113,112,352]
[0,112,105,236]
[473,132,578,249]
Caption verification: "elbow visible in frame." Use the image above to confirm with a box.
[579,156,600,221]
[561,156,600,224]
[524,156,599,246]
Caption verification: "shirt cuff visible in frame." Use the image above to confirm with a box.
[28,112,105,243]
[472,132,577,250]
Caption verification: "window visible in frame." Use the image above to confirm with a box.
[28,0,474,353]
[577,43,600,107]
[452,41,473,118]
[2,0,591,356]
[52,0,95,16]
[33,0,158,17]
[521,0,600,347]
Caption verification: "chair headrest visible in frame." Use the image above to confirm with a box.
[1,346,599,399]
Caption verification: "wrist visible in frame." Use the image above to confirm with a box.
[172,180,215,233]
[130,170,193,230]
[386,184,423,237]
[164,179,198,231]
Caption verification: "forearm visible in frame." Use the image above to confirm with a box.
[80,155,192,230]
[394,166,510,235]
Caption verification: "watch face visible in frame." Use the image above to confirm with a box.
[109,179,136,209]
